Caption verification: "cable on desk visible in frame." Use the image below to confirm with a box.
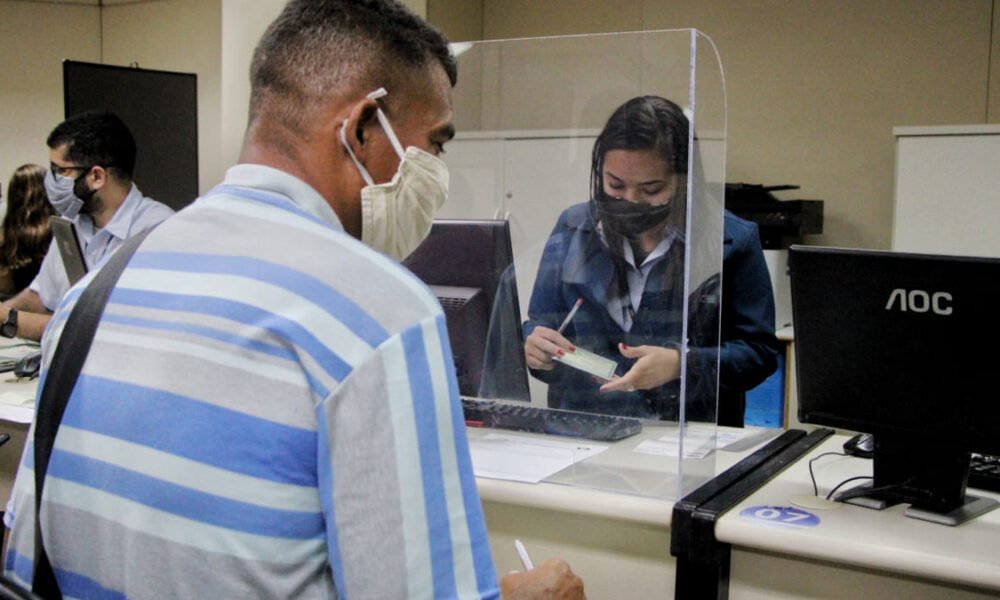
[825,475,874,500]
[808,451,847,496]
[830,478,914,504]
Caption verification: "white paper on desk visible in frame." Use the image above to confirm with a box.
[0,403,33,424]
[469,433,608,483]
[633,426,746,459]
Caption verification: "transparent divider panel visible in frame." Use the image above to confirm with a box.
[443,29,726,501]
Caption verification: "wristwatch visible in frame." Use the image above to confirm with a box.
[1,308,18,339]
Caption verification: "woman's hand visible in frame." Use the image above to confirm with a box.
[600,343,680,393]
[524,326,576,371]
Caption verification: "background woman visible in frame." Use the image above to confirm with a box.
[0,164,55,298]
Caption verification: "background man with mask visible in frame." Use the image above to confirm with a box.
[3,1,586,598]
[0,110,174,341]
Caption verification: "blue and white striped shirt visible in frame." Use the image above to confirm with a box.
[4,164,498,599]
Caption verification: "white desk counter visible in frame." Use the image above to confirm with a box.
[717,434,1000,599]
[0,342,39,512]
[469,424,764,599]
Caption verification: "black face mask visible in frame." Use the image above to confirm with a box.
[594,191,673,239]
[72,175,98,214]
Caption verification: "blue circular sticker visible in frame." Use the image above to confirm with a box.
[739,505,821,528]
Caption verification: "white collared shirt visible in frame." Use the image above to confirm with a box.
[30,183,174,309]
[606,227,681,331]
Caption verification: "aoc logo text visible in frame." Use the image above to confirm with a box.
[885,289,953,315]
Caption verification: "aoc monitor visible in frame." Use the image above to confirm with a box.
[789,245,1000,525]
[403,219,529,400]
[63,60,198,211]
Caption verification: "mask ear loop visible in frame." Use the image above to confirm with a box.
[367,88,406,160]
[340,120,375,187]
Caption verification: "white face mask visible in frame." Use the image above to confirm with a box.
[340,88,449,261]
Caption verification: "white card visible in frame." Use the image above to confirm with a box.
[552,346,618,381]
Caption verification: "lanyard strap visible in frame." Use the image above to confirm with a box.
[31,228,153,599]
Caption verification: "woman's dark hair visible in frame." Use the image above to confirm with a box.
[589,96,690,303]
[590,95,689,208]
[1,164,54,278]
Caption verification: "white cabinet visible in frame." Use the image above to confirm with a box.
[893,125,1000,257]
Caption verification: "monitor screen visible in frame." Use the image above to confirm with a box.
[63,60,198,211]
[403,219,529,400]
[789,245,1000,522]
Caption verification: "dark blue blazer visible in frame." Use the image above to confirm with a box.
[523,202,779,424]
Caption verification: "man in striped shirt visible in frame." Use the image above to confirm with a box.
[3,1,584,598]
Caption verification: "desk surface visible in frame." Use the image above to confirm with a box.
[0,339,39,423]
[716,434,1000,592]
[469,424,770,527]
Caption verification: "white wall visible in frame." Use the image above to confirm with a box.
[0,2,100,197]
[102,0,223,193]
[218,0,427,171]
[220,0,286,173]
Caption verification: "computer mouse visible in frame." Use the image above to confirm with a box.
[13,350,42,380]
[843,433,875,459]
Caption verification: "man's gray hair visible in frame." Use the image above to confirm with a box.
[249,0,456,133]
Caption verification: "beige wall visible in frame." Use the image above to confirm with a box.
[430,0,998,251]
[0,1,100,198]
[220,0,286,172]
[0,0,427,202]
[101,0,223,192]
[3,0,997,251]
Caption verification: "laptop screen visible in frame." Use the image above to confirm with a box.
[50,216,88,286]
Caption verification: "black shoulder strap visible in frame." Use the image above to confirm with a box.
[31,228,154,600]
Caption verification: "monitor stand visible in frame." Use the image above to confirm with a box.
[837,483,1000,526]
[905,496,999,526]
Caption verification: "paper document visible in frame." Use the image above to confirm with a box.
[552,347,617,381]
[470,433,608,483]
[633,426,747,459]
[0,390,35,423]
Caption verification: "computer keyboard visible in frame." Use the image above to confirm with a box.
[460,397,642,442]
[969,453,1000,494]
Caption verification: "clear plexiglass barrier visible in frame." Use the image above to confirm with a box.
[412,29,726,501]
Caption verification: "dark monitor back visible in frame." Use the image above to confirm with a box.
[63,60,198,211]
[789,245,1000,456]
[404,219,515,318]
[404,219,529,400]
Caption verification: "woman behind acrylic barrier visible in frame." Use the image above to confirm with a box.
[522,95,779,426]
[0,164,55,298]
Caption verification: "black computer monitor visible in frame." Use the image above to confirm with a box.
[403,219,530,400]
[789,245,1000,525]
[63,60,199,211]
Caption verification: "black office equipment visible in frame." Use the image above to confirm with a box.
[50,217,88,286]
[725,183,823,249]
[404,219,530,400]
[790,245,1000,525]
[842,433,875,459]
[63,60,198,211]
[460,397,642,442]
[13,351,42,380]
[967,454,1000,494]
